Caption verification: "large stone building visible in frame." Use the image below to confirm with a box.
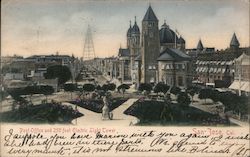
[134,5,191,87]
[91,5,192,88]
[193,33,250,87]
[2,53,81,91]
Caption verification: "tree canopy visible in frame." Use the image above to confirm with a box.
[177,92,191,107]
[82,84,95,92]
[44,65,72,85]
[64,83,77,92]
[153,82,170,94]
[102,83,116,92]
[170,86,181,95]
[138,83,152,93]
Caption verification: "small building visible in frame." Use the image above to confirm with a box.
[157,48,192,87]
[229,53,250,95]
[118,48,131,82]
[4,73,24,80]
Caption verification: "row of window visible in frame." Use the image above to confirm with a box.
[161,64,186,70]
[148,65,157,70]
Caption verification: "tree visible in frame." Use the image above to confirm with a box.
[64,83,77,99]
[44,65,72,85]
[218,92,248,119]
[96,85,102,91]
[177,92,191,107]
[118,84,130,96]
[101,84,109,92]
[138,83,152,95]
[24,85,40,104]
[154,82,169,95]
[101,83,116,92]
[187,85,201,94]
[237,95,249,118]
[82,84,95,98]
[177,92,191,106]
[7,88,27,110]
[170,86,181,95]
[83,83,95,92]
[108,83,116,91]
[209,90,220,103]
[198,88,212,103]
[187,88,196,103]
[40,85,54,102]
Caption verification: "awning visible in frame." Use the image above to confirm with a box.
[221,61,226,65]
[209,68,214,72]
[222,68,226,73]
[213,68,218,73]
[217,68,221,73]
[229,81,250,92]
[226,61,233,65]
[204,67,208,72]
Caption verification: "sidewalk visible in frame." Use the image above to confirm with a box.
[66,98,139,126]
[228,117,249,127]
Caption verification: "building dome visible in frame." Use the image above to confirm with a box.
[131,21,140,34]
[127,21,132,37]
[178,36,185,44]
[159,22,176,44]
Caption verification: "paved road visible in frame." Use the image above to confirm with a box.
[66,98,139,126]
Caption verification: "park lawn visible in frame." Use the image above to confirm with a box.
[69,97,128,113]
[0,103,83,124]
[124,100,232,126]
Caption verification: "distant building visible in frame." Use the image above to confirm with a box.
[1,55,23,67]
[90,5,191,88]
[33,78,59,92]
[229,53,250,95]
[4,73,24,80]
[118,48,130,82]
[157,48,192,87]
[194,33,249,87]
[136,5,191,87]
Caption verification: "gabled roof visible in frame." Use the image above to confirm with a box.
[197,39,204,50]
[157,48,191,61]
[143,5,158,21]
[131,22,140,34]
[118,48,130,57]
[230,33,240,47]
[127,21,132,37]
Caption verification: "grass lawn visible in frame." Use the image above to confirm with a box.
[124,100,233,126]
[0,103,83,124]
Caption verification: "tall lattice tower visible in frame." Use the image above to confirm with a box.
[83,25,95,60]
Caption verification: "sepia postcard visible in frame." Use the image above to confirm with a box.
[1,0,249,156]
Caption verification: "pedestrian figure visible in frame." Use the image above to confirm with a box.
[102,96,110,120]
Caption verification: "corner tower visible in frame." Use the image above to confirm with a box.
[141,5,160,83]
[130,17,140,83]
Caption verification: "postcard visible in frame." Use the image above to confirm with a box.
[1,0,249,156]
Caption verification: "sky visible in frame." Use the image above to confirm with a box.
[1,0,249,58]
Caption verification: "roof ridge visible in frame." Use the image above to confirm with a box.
[143,5,158,21]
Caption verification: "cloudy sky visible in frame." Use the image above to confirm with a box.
[1,0,249,58]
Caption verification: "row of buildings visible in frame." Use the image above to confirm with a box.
[89,5,249,94]
[1,53,82,91]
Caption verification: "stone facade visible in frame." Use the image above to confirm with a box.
[192,34,249,87]
[141,6,160,83]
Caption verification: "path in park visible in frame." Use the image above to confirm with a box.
[65,98,139,126]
